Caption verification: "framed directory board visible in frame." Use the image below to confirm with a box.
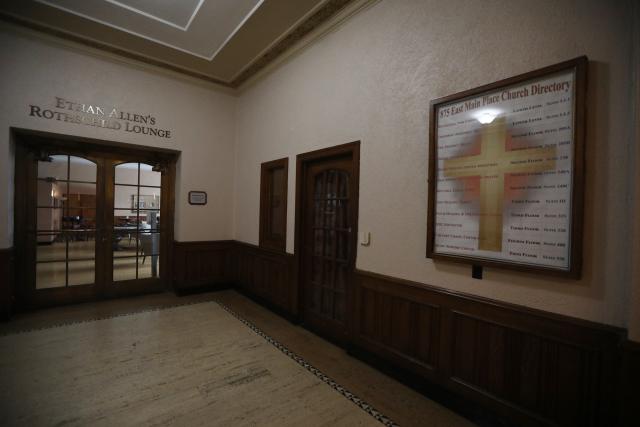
[426,57,587,277]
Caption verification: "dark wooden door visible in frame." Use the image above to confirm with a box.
[19,149,108,308]
[13,132,176,309]
[301,155,356,344]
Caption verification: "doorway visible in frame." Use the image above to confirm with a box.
[295,141,360,345]
[13,129,178,309]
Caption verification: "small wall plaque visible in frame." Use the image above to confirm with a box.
[188,191,207,205]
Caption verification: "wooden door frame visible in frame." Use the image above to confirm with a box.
[11,127,180,309]
[293,140,360,344]
[259,157,289,252]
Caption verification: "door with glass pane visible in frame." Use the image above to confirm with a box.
[31,153,104,305]
[109,161,164,294]
[15,138,173,308]
[301,155,357,345]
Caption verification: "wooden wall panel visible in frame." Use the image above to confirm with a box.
[619,341,640,425]
[354,269,625,427]
[449,312,600,426]
[231,242,295,315]
[172,241,234,292]
[0,247,13,319]
[354,272,440,377]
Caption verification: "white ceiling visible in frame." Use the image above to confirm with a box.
[0,0,354,86]
[36,0,263,60]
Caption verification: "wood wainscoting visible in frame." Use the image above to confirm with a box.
[353,269,626,427]
[231,241,296,317]
[172,241,235,294]
[0,247,13,319]
[172,240,295,315]
[619,340,640,425]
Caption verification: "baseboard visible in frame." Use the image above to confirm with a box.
[0,247,14,320]
[619,339,640,424]
[173,282,234,297]
[233,285,299,324]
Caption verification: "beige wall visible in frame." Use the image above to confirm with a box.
[0,23,236,247]
[233,0,636,328]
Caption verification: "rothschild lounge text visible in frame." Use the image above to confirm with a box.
[29,96,172,139]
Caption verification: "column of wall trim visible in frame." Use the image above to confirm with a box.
[628,0,640,343]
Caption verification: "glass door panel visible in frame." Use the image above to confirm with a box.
[112,162,162,282]
[113,257,138,282]
[36,262,66,289]
[308,169,349,321]
[36,155,97,289]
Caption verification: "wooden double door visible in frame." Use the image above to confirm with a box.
[14,131,177,309]
[298,142,359,345]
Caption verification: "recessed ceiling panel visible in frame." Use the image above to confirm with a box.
[36,0,262,59]
[0,0,354,86]
[104,0,204,30]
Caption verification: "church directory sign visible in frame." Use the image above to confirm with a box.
[427,57,586,277]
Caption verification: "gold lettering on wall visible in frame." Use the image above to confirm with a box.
[28,96,172,139]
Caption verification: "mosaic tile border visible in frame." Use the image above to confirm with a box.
[213,300,399,427]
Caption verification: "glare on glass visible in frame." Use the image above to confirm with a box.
[37,208,62,232]
[36,233,64,261]
[36,261,66,289]
[138,255,160,279]
[139,163,161,187]
[115,185,138,210]
[113,257,138,282]
[68,260,95,286]
[67,239,96,261]
[115,162,140,185]
[69,156,97,182]
[37,181,61,208]
[38,154,68,180]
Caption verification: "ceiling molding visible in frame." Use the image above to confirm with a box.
[34,0,263,60]
[0,0,358,90]
[230,0,353,88]
[208,0,265,62]
[228,0,328,82]
[102,0,205,31]
[235,0,377,91]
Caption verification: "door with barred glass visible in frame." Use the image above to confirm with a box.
[29,153,104,306]
[301,156,356,344]
[109,161,164,293]
[16,141,171,308]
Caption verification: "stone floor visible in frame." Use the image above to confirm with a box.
[0,290,476,427]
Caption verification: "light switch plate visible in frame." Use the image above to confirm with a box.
[358,231,370,246]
